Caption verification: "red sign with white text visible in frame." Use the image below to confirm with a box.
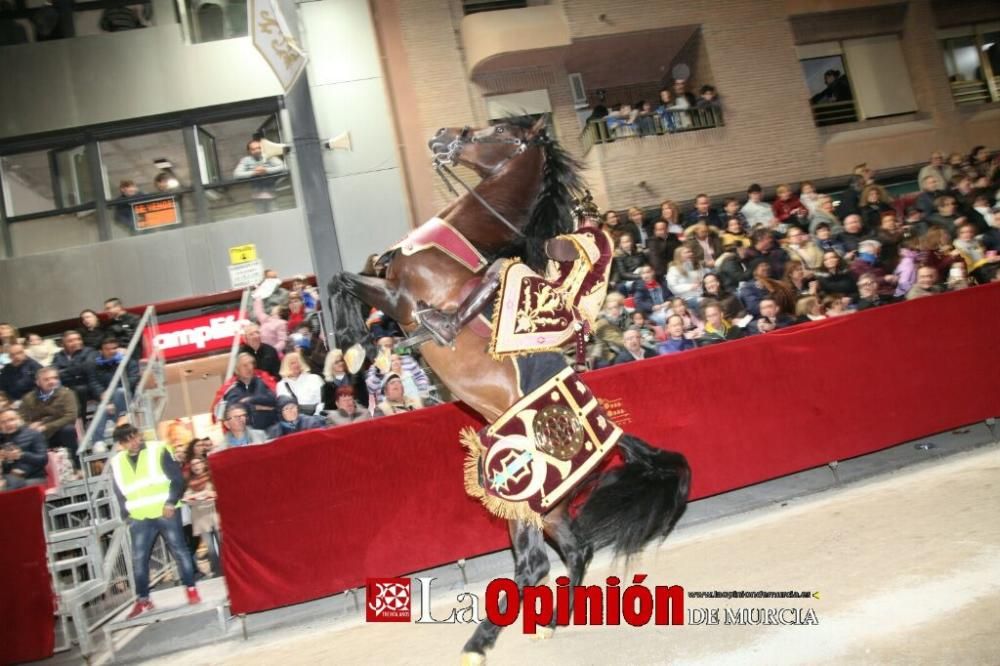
[145,309,248,362]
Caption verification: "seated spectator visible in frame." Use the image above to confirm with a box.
[628,311,660,347]
[836,214,868,256]
[720,216,751,249]
[948,174,987,233]
[783,227,823,272]
[741,183,773,229]
[721,198,748,231]
[20,367,79,468]
[771,184,804,226]
[655,200,685,235]
[266,396,326,439]
[917,152,952,197]
[749,297,794,334]
[287,323,324,372]
[655,315,696,355]
[666,297,703,337]
[376,373,423,416]
[252,291,288,353]
[233,139,287,213]
[967,145,994,180]
[0,322,20,348]
[54,330,96,412]
[859,184,893,233]
[824,295,850,317]
[813,222,845,256]
[744,228,789,278]
[389,354,426,406]
[799,181,820,215]
[781,260,817,298]
[25,333,57,367]
[809,195,842,236]
[926,195,960,237]
[684,193,723,229]
[654,88,677,133]
[602,210,639,249]
[326,386,371,426]
[321,349,369,409]
[221,353,278,430]
[182,456,222,578]
[788,206,811,233]
[953,220,1000,281]
[240,323,281,380]
[918,227,961,283]
[893,238,921,298]
[366,337,429,406]
[276,351,325,415]
[981,208,1000,254]
[216,403,268,450]
[665,246,706,308]
[715,243,751,294]
[611,233,648,293]
[700,273,744,320]
[849,240,897,297]
[632,265,672,324]
[284,291,308,333]
[695,84,722,115]
[739,260,778,318]
[86,336,140,441]
[698,300,745,346]
[946,261,970,291]
[0,343,42,402]
[684,223,723,268]
[645,220,681,279]
[0,407,48,491]
[914,176,944,221]
[816,251,857,298]
[612,328,657,365]
[906,266,943,301]
[795,296,826,322]
[855,273,889,310]
[589,293,628,368]
[627,207,649,244]
[79,309,105,351]
[836,175,864,221]
[875,212,904,271]
[103,297,140,348]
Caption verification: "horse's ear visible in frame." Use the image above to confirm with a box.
[531,115,547,134]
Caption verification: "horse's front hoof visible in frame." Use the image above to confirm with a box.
[531,626,555,641]
[460,651,486,666]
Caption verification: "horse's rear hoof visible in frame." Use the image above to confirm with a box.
[460,651,486,666]
[531,626,555,641]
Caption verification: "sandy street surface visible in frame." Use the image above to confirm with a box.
[149,447,1000,666]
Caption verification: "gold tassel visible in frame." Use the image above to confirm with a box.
[459,427,543,530]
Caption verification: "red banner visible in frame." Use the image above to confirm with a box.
[147,309,247,362]
[211,283,1000,615]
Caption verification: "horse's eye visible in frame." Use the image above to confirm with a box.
[496,127,504,134]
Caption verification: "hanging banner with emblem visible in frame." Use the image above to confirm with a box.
[251,0,307,92]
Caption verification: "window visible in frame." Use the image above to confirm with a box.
[178,0,249,44]
[798,36,917,127]
[939,23,1000,106]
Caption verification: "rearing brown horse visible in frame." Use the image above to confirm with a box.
[328,118,689,665]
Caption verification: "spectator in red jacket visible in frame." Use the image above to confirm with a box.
[771,184,805,226]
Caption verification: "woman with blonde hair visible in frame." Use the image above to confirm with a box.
[321,348,369,409]
[657,200,683,234]
[795,295,825,322]
[276,350,325,414]
[859,184,893,232]
[666,246,706,308]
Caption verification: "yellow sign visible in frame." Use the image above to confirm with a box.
[229,244,258,265]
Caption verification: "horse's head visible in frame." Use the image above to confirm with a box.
[429,117,547,177]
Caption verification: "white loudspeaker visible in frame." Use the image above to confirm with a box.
[324,131,352,151]
[259,138,291,159]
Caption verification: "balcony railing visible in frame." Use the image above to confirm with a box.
[811,100,859,127]
[949,78,996,106]
[580,107,724,154]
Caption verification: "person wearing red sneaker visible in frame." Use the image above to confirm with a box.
[109,424,201,619]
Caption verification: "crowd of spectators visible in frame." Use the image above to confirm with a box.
[590,146,1000,366]
[586,78,724,139]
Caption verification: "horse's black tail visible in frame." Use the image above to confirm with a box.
[327,273,373,353]
[570,435,690,558]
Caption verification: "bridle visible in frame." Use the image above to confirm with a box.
[432,125,548,239]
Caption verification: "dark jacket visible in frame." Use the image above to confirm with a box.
[716,253,751,293]
[683,208,724,230]
[612,347,657,365]
[835,230,869,255]
[632,278,673,317]
[87,353,140,399]
[982,228,1000,254]
[744,246,789,279]
[698,323,745,346]
[0,359,42,400]
[223,376,278,429]
[646,235,681,278]
[611,250,648,285]
[54,347,96,390]
[1,426,48,481]
[748,313,795,334]
[104,311,141,347]
[860,203,892,234]
[19,387,78,437]
[818,271,857,297]
[266,414,326,440]
[321,374,369,408]
[655,337,696,355]
[79,326,106,351]
[738,281,771,318]
[111,443,185,519]
[914,191,939,217]
[240,342,281,380]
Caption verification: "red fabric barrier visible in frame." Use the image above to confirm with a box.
[212,283,1000,614]
[0,486,54,664]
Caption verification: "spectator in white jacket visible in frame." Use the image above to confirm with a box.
[741,183,774,229]
[276,351,325,415]
[666,246,706,309]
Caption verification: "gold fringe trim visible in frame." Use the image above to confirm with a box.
[459,427,544,530]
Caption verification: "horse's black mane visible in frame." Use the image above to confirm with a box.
[494,116,585,272]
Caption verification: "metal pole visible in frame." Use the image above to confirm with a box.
[276,0,343,348]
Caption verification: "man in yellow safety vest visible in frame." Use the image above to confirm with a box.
[109,424,201,618]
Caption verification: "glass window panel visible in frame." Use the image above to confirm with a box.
[1,151,57,217]
[942,36,982,82]
[10,210,100,256]
[206,178,296,222]
[982,31,1000,81]
[99,130,191,203]
[109,191,195,239]
[197,114,284,185]
[195,127,221,185]
[185,0,248,44]
[54,145,94,207]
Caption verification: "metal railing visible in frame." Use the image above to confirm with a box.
[949,78,995,106]
[811,100,859,127]
[580,107,725,153]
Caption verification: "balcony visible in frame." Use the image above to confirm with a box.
[460,4,571,77]
[580,107,724,154]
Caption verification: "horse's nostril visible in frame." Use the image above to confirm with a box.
[436,128,446,136]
